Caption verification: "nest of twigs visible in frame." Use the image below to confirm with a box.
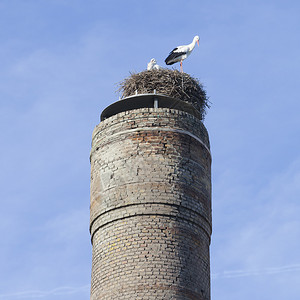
[117,69,210,120]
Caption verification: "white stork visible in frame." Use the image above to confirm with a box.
[165,36,200,72]
[147,58,161,70]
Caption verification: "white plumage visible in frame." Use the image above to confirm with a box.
[165,36,200,72]
[147,58,161,70]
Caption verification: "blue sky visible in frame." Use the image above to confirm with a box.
[1,0,300,299]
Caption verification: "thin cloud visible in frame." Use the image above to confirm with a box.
[212,264,300,279]
[0,285,90,299]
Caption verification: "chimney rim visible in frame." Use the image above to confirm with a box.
[100,93,201,121]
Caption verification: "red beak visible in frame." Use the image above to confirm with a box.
[197,40,199,47]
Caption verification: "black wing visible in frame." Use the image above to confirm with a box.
[165,48,186,65]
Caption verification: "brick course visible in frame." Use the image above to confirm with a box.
[90,107,211,299]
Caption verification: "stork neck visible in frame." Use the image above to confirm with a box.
[189,39,197,51]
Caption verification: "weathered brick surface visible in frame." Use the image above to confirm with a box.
[90,107,212,300]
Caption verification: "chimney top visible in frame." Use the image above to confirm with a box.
[118,69,209,120]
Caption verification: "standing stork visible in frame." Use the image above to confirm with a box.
[165,36,200,72]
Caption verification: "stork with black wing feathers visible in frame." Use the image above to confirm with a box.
[165,36,200,73]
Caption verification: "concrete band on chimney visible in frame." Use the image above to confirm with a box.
[90,97,212,300]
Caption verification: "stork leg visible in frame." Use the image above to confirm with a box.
[180,61,183,73]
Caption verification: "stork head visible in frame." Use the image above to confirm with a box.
[194,35,200,46]
[150,58,157,64]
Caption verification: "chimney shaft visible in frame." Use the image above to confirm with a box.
[90,97,212,299]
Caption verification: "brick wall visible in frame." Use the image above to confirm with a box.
[90,107,212,300]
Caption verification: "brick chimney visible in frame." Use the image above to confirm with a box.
[90,80,212,300]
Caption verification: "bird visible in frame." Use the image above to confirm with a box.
[147,58,161,70]
[165,36,200,72]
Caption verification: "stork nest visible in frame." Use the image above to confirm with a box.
[117,69,210,120]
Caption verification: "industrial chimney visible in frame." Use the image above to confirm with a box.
[89,70,212,300]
